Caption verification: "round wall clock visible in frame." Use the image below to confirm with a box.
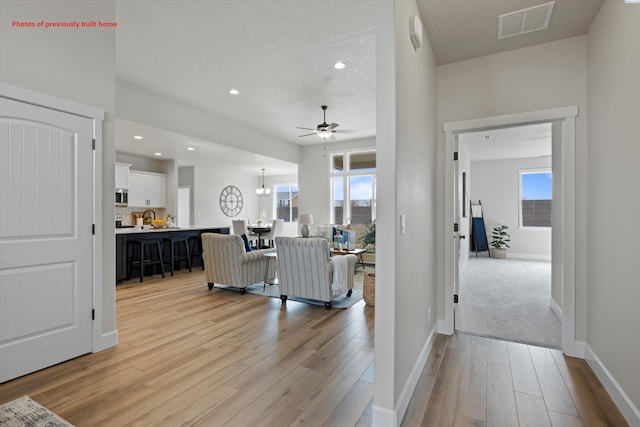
[219,185,243,217]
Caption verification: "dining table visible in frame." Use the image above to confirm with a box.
[248,224,272,248]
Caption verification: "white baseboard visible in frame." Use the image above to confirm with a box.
[96,329,118,352]
[372,324,438,427]
[585,344,640,426]
[508,252,552,261]
[549,297,562,321]
[372,404,397,427]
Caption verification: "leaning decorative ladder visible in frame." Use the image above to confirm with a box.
[470,200,489,257]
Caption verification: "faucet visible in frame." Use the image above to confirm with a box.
[142,210,156,222]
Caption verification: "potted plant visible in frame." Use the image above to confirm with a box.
[490,223,510,259]
[360,221,376,307]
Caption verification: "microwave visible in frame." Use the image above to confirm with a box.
[115,188,128,207]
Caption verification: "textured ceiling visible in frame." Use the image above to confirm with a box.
[116,0,376,148]
[114,0,601,172]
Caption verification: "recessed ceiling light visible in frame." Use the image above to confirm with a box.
[483,135,492,140]
[133,135,143,140]
[229,88,239,95]
[187,147,195,151]
[154,152,162,156]
[334,61,346,70]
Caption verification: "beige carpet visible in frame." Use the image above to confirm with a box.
[457,255,561,348]
[0,395,74,427]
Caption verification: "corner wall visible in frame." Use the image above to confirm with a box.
[586,0,640,421]
[374,0,439,424]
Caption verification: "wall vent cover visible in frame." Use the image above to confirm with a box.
[498,1,555,40]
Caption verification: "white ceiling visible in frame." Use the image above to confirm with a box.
[417,0,603,65]
[114,0,601,174]
[460,123,552,162]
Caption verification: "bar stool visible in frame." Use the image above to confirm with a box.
[127,238,165,282]
[163,237,192,276]
[188,235,205,270]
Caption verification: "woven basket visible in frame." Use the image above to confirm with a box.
[363,272,376,307]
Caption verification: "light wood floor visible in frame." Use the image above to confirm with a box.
[401,333,628,426]
[0,270,628,426]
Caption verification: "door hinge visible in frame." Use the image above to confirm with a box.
[92,224,95,235]
[92,138,96,150]
[454,294,459,303]
[92,309,95,320]
[453,151,458,161]
[453,223,459,232]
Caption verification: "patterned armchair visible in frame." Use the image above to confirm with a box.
[202,233,275,294]
[275,237,356,309]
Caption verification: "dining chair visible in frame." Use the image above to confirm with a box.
[261,219,284,248]
[232,219,257,249]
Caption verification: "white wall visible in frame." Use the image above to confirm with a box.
[374,0,439,424]
[587,0,640,419]
[116,80,301,165]
[437,36,588,341]
[470,156,552,259]
[0,0,117,345]
[193,165,260,229]
[298,137,376,226]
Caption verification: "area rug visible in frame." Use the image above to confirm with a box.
[214,269,367,309]
[0,395,74,427]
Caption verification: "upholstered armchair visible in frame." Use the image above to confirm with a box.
[202,233,275,294]
[275,237,356,309]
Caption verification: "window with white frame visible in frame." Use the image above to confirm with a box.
[274,184,298,222]
[520,169,552,228]
[330,150,376,225]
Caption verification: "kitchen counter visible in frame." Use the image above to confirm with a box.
[115,225,229,235]
[115,226,230,283]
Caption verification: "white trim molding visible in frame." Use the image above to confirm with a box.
[442,106,580,357]
[585,344,640,426]
[373,325,438,427]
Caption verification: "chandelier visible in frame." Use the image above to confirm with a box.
[256,168,271,196]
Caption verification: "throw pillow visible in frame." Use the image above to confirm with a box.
[241,234,252,252]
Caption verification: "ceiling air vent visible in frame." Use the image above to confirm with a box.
[498,1,555,40]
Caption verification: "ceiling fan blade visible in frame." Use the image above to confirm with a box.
[296,126,315,131]
[298,132,316,137]
[328,122,339,130]
[333,129,357,133]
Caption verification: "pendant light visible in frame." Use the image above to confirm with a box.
[256,168,271,196]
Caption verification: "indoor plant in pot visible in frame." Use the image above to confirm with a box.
[361,221,376,307]
[490,223,510,259]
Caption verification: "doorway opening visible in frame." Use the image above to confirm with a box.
[455,123,559,348]
[443,106,578,356]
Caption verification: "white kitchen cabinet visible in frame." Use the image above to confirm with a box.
[128,170,167,207]
[115,162,131,189]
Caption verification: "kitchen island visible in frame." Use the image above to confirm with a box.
[116,226,230,283]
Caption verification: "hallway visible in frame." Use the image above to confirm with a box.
[401,333,627,426]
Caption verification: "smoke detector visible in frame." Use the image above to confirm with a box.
[498,1,555,40]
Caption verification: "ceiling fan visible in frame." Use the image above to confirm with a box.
[296,105,356,140]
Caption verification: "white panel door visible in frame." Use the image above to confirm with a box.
[0,97,93,383]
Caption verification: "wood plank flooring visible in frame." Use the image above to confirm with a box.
[401,333,629,427]
[0,270,374,426]
[0,270,628,426]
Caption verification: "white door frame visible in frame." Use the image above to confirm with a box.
[442,106,579,356]
[0,83,105,353]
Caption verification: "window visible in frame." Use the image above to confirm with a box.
[520,170,552,228]
[274,184,298,222]
[331,150,376,225]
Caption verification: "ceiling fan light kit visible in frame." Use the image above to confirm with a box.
[296,105,356,140]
